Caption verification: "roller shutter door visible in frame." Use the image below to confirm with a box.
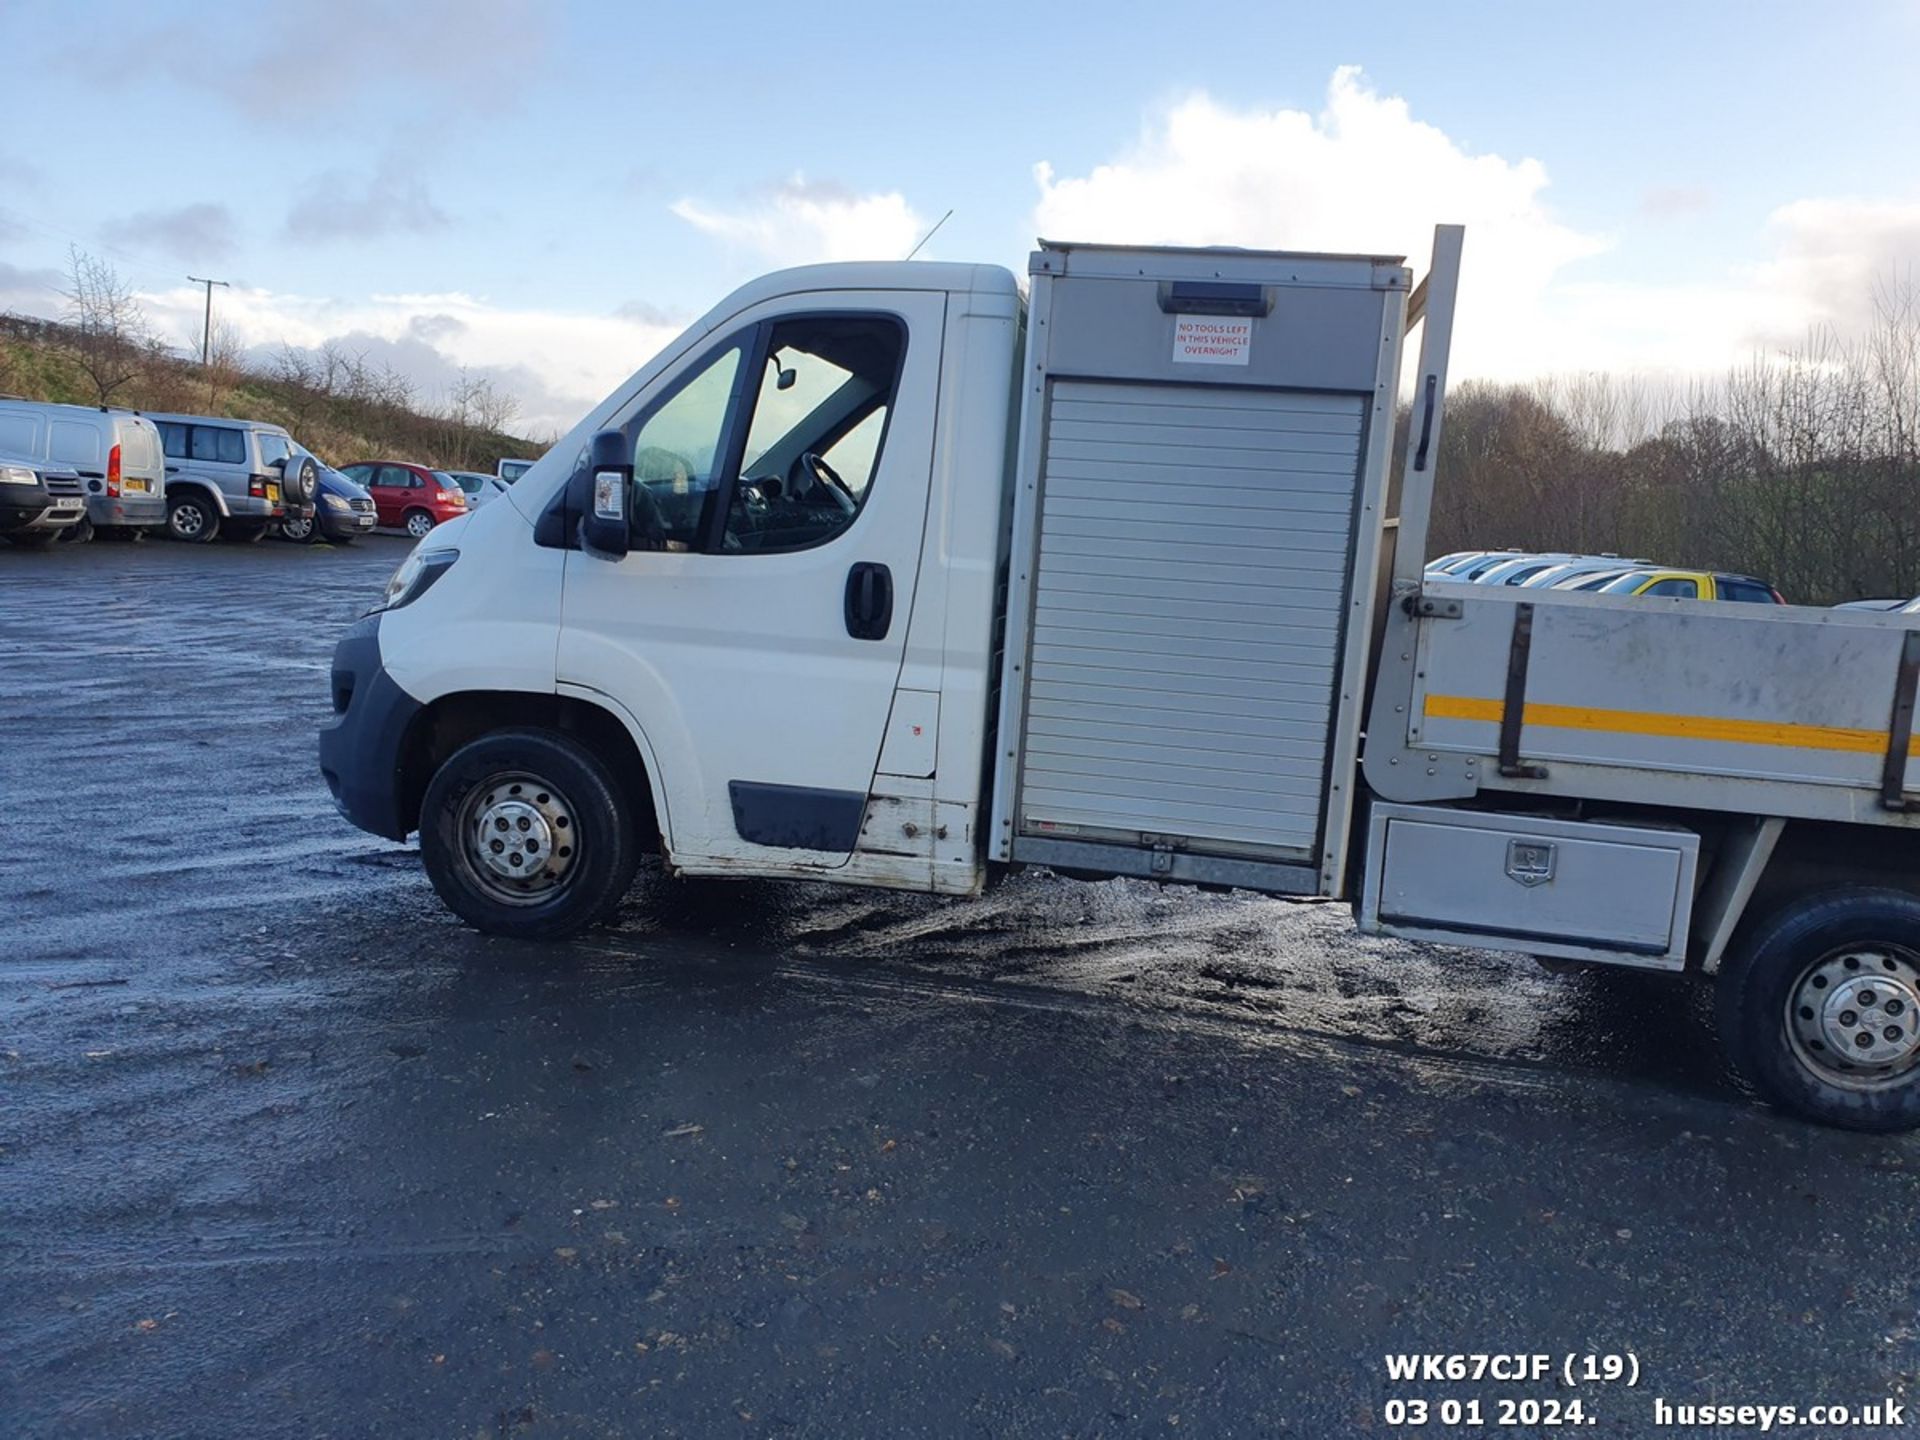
[1017,380,1365,861]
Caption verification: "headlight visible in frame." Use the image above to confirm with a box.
[322,493,351,512]
[0,464,37,486]
[373,547,459,614]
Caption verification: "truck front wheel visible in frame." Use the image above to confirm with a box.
[1717,887,1920,1131]
[418,728,640,940]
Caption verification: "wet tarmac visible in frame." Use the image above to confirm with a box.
[2,537,1916,1438]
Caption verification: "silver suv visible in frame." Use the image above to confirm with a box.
[148,412,318,543]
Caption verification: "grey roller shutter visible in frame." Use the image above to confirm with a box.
[1017,380,1366,861]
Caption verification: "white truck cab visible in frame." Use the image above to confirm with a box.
[321,231,1920,1132]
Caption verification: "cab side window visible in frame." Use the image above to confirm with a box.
[726,316,902,554]
[627,343,744,551]
[1644,578,1698,598]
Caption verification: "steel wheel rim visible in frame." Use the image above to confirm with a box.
[171,504,204,539]
[284,516,312,540]
[1785,943,1920,1091]
[407,513,434,538]
[455,770,581,906]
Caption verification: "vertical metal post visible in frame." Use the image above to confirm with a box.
[1389,225,1464,588]
[1880,631,1920,810]
[187,275,230,366]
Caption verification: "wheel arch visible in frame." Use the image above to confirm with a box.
[396,689,666,853]
[1702,818,1920,972]
[165,478,229,516]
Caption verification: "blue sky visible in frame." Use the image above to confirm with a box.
[4,0,1918,433]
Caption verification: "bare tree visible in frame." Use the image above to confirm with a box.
[203,320,246,409]
[471,375,519,435]
[62,247,152,404]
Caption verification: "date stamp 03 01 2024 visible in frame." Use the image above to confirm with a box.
[1378,1353,1910,1432]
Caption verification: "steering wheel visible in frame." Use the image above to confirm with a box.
[793,452,857,515]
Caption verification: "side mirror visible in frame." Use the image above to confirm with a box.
[578,428,631,561]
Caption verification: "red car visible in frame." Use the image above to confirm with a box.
[337,460,468,538]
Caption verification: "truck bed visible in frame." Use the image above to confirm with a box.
[1369,581,1920,828]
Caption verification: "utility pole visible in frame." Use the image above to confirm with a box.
[187,275,230,365]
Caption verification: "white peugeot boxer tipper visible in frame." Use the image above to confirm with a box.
[321,228,1920,1130]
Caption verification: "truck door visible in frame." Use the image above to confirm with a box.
[556,291,944,871]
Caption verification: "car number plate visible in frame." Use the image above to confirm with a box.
[55,497,84,510]
[266,483,281,503]
[124,478,150,492]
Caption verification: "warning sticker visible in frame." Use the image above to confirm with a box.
[1171,316,1253,365]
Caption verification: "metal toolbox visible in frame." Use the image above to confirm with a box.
[1360,804,1700,969]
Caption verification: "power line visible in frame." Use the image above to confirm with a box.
[0,203,187,296]
[187,276,230,365]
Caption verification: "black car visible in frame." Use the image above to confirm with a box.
[279,447,378,544]
[0,451,86,547]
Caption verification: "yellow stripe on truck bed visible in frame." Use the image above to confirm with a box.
[1423,694,1916,756]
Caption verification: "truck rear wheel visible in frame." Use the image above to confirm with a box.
[1717,887,1920,1131]
[418,728,640,940]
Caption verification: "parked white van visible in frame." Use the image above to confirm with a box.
[0,400,167,540]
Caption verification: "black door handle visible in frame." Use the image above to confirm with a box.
[844,562,893,641]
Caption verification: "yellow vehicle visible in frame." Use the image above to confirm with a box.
[1596,568,1784,603]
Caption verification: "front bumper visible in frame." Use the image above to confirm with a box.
[85,492,166,528]
[318,507,376,540]
[22,501,86,532]
[317,614,422,842]
[0,493,51,533]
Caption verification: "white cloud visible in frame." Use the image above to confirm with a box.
[1031,68,1609,380]
[135,282,686,437]
[1748,198,1920,334]
[671,177,928,266]
[1032,71,1920,385]
[1535,199,1920,378]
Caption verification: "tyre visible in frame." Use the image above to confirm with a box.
[1717,886,1920,1131]
[57,517,94,545]
[279,512,317,544]
[167,492,220,543]
[418,728,640,940]
[284,456,319,506]
[404,508,436,539]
